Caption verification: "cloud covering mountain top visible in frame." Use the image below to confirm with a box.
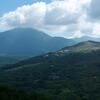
[0,0,100,38]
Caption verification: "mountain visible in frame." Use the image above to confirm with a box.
[60,40,100,53]
[1,41,100,100]
[0,28,75,57]
[74,36,100,42]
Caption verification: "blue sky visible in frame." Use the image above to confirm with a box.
[1,0,100,38]
[0,0,51,16]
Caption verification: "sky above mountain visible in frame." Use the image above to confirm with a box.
[0,0,51,15]
[0,0,100,38]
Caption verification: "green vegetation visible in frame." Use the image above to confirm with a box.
[0,41,100,99]
[0,86,52,100]
[60,41,100,53]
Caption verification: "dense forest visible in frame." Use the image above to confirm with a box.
[0,41,100,100]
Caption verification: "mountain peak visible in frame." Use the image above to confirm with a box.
[0,28,75,56]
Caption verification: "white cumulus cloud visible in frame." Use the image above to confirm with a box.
[1,0,100,38]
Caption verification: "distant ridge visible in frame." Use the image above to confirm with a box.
[0,28,75,57]
[3,40,100,69]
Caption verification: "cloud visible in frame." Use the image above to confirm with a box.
[88,0,100,20]
[1,0,100,38]
[45,0,82,25]
[0,2,46,30]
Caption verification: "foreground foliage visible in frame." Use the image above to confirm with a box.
[0,41,100,100]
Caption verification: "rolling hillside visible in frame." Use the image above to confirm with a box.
[1,41,100,99]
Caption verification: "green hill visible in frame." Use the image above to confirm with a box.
[1,41,100,100]
[61,41,100,53]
